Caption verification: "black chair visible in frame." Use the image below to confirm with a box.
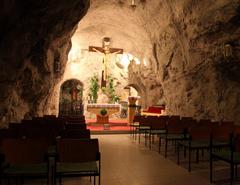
[130,115,143,138]
[210,131,240,185]
[177,124,212,172]
[147,116,167,149]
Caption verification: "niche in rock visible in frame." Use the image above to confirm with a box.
[59,79,84,117]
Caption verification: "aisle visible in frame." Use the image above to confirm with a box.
[63,134,212,185]
[96,135,211,185]
[19,135,214,185]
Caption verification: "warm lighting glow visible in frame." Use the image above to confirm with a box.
[130,87,138,97]
[143,58,147,66]
[134,57,140,65]
[70,62,81,76]
[117,53,141,67]
[68,44,81,62]
[120,53,131,67]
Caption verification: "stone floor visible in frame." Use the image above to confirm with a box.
[3,134,238,185]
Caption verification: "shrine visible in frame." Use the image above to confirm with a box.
[86,104,120,124]
[89,37,123,88]
[1,1,239,185]
[59,79,84,117]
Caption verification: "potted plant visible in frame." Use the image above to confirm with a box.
[107,76,120,103]
[89,75,99,103]
[100,108,107,116]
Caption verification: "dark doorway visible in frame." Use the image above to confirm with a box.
[59,79,84,116]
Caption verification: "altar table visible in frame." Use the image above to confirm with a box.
[86,104,120,124]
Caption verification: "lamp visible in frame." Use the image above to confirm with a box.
[223,44,233,59]
[130,0,136,9]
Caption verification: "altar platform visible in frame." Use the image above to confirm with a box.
[86,119,130,134]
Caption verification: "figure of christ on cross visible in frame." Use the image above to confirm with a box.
[89,37,123,88]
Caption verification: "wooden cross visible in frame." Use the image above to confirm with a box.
[89,37,123,88]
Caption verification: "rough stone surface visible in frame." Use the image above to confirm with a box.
[66,0,240,123]
[1,0,240,126]
[131,0,240,122]
[0,0,89,127]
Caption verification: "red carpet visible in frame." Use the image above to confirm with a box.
[86,119,131,132]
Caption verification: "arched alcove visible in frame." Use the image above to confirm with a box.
[127,84,144,106]
[59,79,84,116]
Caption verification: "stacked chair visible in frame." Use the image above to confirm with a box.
[0,115,101,185]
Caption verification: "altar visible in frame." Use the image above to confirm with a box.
[86,104,120,124]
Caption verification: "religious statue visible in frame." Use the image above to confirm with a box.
[70,86,79,101]
[89,37,123,88]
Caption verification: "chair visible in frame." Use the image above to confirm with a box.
[210,125,239,185]
[65,116,86,124]
[8,122,22,129]
[0,128,25,140]
[43,115,57,119]
[221,121,234,126]
[147,116,167,149]
[162,116,187,157]
[177,123,212,172]
[134,116,149,143]
[65,123,87,130]
[56,138,100,185]
[60,129,90,139]
[130,115,143,139]
[0,138,54,185]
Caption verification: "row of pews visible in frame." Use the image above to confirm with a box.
[0,115,101,185]
[132,115,240,185]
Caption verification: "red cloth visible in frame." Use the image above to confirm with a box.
[142,106,165,114]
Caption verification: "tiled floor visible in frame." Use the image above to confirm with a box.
[3,134,235,185]
[61,134,213,185]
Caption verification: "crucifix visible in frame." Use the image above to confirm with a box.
[89,37,123,88]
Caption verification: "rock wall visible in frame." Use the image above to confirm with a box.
[1,0,240,126]
[129,0,240,122]
[0,0,89,127]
